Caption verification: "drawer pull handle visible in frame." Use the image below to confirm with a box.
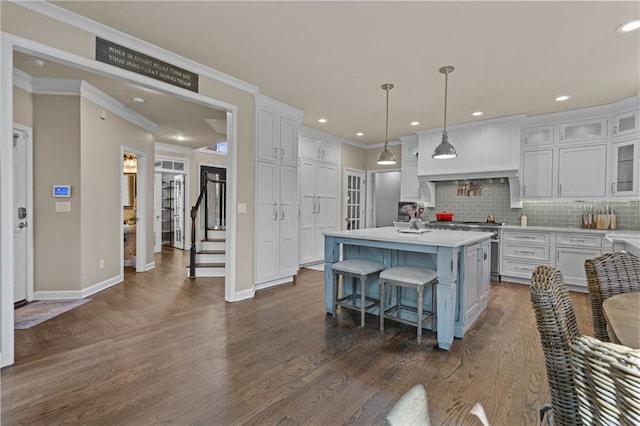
[514,235,536,239]
[569,238,585,243]
[514,266,534,272]
[515,250,536,255]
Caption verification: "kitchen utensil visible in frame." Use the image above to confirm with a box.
[486,215,496,223]
[436,211,454,221]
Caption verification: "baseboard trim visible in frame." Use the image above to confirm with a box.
[81,274,123,298]
[33,290,83,300]
[144,262,156,271]
[230,287,255,302]
[254,276,294,292]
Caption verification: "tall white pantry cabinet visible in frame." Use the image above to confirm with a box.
[298,133,340,265]
[254,96,303,287]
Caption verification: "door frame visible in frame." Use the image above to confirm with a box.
[12,124,34,303]
[1,31,240,367]
[343,168,366,230]
[121,146,148,273]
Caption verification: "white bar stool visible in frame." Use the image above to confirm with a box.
[379,266,437,344]
[332,259,385,327]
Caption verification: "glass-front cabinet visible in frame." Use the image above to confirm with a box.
[613,110,639,139]
[559,117,608,143]
[610,139,639,197]
[523,124,554,147]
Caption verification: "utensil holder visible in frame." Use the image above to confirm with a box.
[609,214,617,230]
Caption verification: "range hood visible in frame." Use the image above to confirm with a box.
[418,169,523,208]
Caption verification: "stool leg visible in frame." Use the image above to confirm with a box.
[396,285,401,319]
[380,279,385,333]
[417,285,423,344]
[431,283,437,329]
[333,272,339,319]
[360,275,366,327]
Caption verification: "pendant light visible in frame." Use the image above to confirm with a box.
[376,83,397,165]
[432,65,457,159]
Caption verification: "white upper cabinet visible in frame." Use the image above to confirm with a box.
[523,124,555,147]
[609,138,639,197]
[256,109,298,165]
[558,144,607,197]
[612,109,639,139]
[522,149,554,198]
[400,137,420,201]
[402,140,419,164]
[559,117,608,143]
[299,134,340,163]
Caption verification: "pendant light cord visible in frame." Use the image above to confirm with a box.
[443,71,448,132]
[385,86,390,144]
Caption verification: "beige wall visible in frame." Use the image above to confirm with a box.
[3,3,257,293]
[80,98,154,287]
[33,95,83,292]
[13,87,33,127]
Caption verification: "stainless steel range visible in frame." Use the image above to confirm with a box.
[424,221,503,281]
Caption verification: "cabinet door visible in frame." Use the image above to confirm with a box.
[278,164,299,276]
[556,247,601,287]
[315,164,339,260]
[480,242,490,303]
[400,162,420,202]
[559,117,608,143]
[299,159,317,264]
[463,243,480,323]
[402,141,419,165]
[299,136,321,160]
[523,124,555,147]
[257,109,278,162]
[613,110,639,139]
[610,139,639,197]
[322,143,339,163]
[279,116,298,165]
[558,144,607,197]
[522,149,554,198]
[255,162,279,282]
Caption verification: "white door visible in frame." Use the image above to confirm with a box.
[344,169,365,230]
[154,172,163,252]
[256,162,279,282]
[299,159,317,264]
[173,174,185,249]
[13,129,31,303]
[315,164,338,259]
[279,164,299,276]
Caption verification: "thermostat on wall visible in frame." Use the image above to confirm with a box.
[53,185,71,197]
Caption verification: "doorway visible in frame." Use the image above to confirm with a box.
[343,168,365,230]
[200,165,227,231]
[367,170,401,228]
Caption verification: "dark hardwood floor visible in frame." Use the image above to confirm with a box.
[2,247,593,425]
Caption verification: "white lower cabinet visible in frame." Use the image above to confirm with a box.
[501,228,604,291]
[299,159,339,264]
[462,240,490,325]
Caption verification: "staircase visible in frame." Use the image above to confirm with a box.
[188,228,225,277]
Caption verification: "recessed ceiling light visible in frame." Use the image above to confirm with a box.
[555,95,570,102]
[472,111,483,117]
[410,121,420,126]
[318,118,327,123]
[176,131,186,141]
[26,57,44,67]
[617,19,640,33]
[356,132,364,137]
[132,97,145,104]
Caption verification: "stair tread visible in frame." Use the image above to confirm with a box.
[201,238,225,242]
[187,263,225,268]
[207,227,226,231]
[198,250,225,254]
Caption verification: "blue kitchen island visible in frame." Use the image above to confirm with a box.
[324,227,492,350]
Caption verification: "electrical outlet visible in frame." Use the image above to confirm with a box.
[99,259,105,269]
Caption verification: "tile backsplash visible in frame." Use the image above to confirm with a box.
[426,179,639,230]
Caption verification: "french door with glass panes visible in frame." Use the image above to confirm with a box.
[344,169,365,230]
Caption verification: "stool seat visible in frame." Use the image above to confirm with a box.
[332,259,385,327]
[332,259,386,276]
[380,266,437,344]
[380,266,437,286]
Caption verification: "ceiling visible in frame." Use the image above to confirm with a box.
[35,1,640,146]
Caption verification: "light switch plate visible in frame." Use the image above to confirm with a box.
[237,203,247,214]
[55,202,71,212]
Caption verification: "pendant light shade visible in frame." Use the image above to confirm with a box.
[432,66,457,159]
[376,83,397,165]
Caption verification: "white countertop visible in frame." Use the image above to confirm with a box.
[605,231,640,255]
[324,227,492,248]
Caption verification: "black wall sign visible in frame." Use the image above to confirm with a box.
[95,37,199,93]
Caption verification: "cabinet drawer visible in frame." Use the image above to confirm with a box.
[503,230,551,244]
[556,233,602,248]
[503,243,550,262]
[502,259,550,279]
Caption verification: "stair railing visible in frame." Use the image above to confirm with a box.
[189,172,226,277]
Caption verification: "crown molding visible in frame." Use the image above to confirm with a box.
[255,94,303,123]
[12,68,32,92]
[21,71,157,133]
[10,0,259,95]
[154,142,192,155]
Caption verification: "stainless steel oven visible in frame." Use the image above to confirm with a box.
[424,221,502,281]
